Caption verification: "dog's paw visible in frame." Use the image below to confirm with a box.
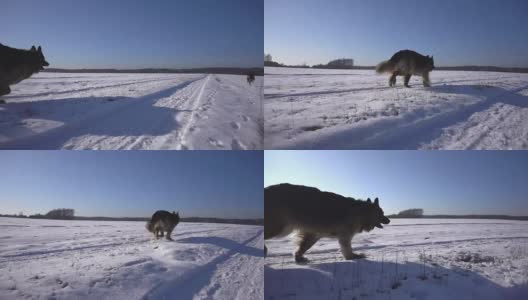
[353,253,366,259]
[345,253,366,260]
[295,255,309,264]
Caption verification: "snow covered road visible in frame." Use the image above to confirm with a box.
[0,73,262,150]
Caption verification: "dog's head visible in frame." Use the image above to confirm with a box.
[362,198,390,232]
[426,55,435,71]
[29,45,49,71]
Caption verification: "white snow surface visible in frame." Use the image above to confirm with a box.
[0,73,263,150]
[264,67,528,149]
[265,218,528,300]
[0,217,264,300]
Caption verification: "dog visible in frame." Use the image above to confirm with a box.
[146,210,180,240]
[0,44,50,97]
[265,183,390,263]
[376,50,434,87]
[247,74,255,85]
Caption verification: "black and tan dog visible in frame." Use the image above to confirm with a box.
[146,210,180,240]
[376,50,434,87]
[265,183,390,263]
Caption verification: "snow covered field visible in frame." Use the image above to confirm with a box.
[265,218,528,300]
[264,67,528,149]
[0,73,263,150]
[0,217,264,300]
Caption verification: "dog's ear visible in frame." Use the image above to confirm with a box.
[37,46,42,53]
[367,198,372,203]
[30,46,36,52]
[374,198,379,206]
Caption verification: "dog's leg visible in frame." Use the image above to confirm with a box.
[404,74,412,88]
[389,73,397,87]
[294,232,319,263]
[422,73,431,87]
[165,228,173,241]
[339,235,365,260]
[0,86,10,97]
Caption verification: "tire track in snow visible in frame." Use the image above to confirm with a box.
[174,74,211,150]
[196,229,264,299]
[7,76,178,99]
[114,75,209,150]
[280,83,528,149]
[0,226,232,262]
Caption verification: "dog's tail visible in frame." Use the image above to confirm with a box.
[145,220,154,233]
[376,60,394,74]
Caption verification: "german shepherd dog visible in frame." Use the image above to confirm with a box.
[265,183,390,263]
[376,50,434,87]
[0,44,50,97]
[247,74,255,85]
[146,210,180,240]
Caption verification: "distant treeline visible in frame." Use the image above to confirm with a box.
[387,214,528,221]
[435,66,528,73]
[1,208,75,220]
[264,61,309,68]
[0,213,263,226]
[43,67,263,76]
[75,216,264,226]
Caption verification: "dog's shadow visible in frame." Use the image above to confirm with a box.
[177,236,263,257]
[265,258,528,299]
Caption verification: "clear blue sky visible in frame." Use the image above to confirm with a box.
[0,0,263,69]
[0,151,263,219]
[265,151,528,216]
[265,0,528,67]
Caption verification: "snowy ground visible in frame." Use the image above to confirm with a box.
[0,73,263,150]
[265,218,528,300]
[264,67,528,149]
[0,217,264,300]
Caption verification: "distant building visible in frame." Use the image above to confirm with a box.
[264,54,273,62]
